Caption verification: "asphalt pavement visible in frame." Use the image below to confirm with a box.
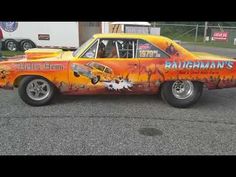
[1,45,236,155]
[182,43,236,58]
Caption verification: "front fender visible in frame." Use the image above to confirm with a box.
[1,61,70,92]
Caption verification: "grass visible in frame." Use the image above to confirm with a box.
[2,50,24,57]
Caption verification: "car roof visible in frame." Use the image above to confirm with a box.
[92,33,196,59]
[93,33,170,41]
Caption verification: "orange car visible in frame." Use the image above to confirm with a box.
[0,33,235,108]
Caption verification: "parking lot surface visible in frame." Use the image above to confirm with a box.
[1,45,236,155]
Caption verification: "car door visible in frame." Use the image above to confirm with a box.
[68,38,140,94]
[136,39,170,93]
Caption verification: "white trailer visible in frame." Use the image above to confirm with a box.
[0,22,81,51]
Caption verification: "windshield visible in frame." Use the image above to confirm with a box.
[73,37,94,57]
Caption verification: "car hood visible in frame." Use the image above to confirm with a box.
[25,48,64,60]
[0,48,74,63]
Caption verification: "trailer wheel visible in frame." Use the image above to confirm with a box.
[5,39,18,51]
[20,40,35,51]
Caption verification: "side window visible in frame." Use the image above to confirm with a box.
[137,40,169,58]
[81,41,98,58]
[97,39,116,58]
[116,39,137,58]
[97,39,137,58]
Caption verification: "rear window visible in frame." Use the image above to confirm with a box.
[137,40,169,58]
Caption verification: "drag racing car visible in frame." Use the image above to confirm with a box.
[0,33,236,108]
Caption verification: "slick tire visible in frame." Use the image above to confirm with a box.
[161,80,203,108]
[18,76,55,106]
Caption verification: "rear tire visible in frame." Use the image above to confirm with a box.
[161,80,203,108]
[18,76,55,106]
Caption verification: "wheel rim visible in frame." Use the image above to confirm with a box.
[26,79,50,101]
[23,42,32,51]
[172,80,194,100]
[7,41,17,51]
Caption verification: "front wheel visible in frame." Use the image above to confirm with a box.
[18,76,55,106]
[161,80,203,108]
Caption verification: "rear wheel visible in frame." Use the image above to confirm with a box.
[18,76,55,106]
[161,80,203,108]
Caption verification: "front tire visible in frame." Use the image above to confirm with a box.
[18,76,55,106]
[161,80,203,108]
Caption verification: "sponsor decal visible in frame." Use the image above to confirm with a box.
[0,22,18,32]
[165,61,234,70]
[212,32,228,41]
[139,43,151,50]
[139,50,161,58]
[86,52,95,58]
[16,63,64,71]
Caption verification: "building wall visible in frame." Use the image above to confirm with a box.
[79,22,102,45]
[109,23,123,33]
